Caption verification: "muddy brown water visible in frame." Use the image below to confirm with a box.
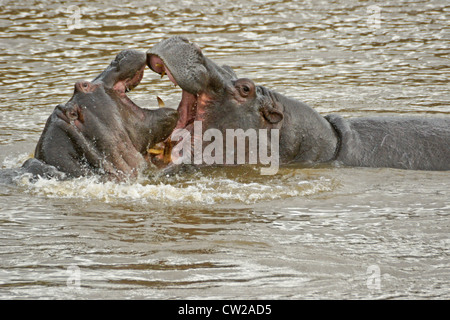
[0,0,449,299]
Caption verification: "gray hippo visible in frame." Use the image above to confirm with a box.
[146,36,449,172]
[7,49,178,182]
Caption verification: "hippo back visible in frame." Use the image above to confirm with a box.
[326,115,450,170]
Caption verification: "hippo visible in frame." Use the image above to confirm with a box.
[18,49,178,181]
[146,36,450,172]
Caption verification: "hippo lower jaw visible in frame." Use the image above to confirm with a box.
[147,91,201,167]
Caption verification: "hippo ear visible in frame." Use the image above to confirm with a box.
[261,106,283,124]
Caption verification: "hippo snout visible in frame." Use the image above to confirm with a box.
[154,107,179,130]
[55,103,83,124]
[147,107,179,144]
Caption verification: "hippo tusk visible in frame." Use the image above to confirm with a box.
[157,96,165,108]
[155,63,166,78]
[148,148,164,155]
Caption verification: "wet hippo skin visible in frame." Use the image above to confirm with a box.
[21,49,178,180]
[146,36,449,171]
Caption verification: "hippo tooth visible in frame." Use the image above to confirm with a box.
[155,63,166,78]
[148,148,164,155]
[157,96,165,108]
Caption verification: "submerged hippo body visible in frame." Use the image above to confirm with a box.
[326,115,449,171]
[147,36,450,171]
[21,49,178,181]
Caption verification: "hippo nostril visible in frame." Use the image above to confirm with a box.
[68,110,78,120]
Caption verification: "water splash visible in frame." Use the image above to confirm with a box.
[17,167,335,205]
[3,150,335,205]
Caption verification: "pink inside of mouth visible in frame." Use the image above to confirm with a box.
[112,65,145,96]
[147,55,205,166]
[176,90,197,130]
[148,55,198,132]
[148,55,178,87]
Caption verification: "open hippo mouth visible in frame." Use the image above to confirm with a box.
[93,49,146,109]
[132,37,450,174]
[147,56,200,134]
[32,49,179,180]
[146,54,203,165]
[55,52,146,129]
[145,36,237,166]
[145,36,289,170]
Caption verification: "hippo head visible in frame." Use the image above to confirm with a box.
[146,36,338,169]
[33,49,178,180]
[148,37,283,133]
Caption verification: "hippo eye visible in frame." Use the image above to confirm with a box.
[235,78,255,98]
[238,84,252,97]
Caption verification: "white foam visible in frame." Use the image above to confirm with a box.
[18,170,335,205]
[1,153,32,169]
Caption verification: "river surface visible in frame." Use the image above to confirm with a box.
[0,0,449,299]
